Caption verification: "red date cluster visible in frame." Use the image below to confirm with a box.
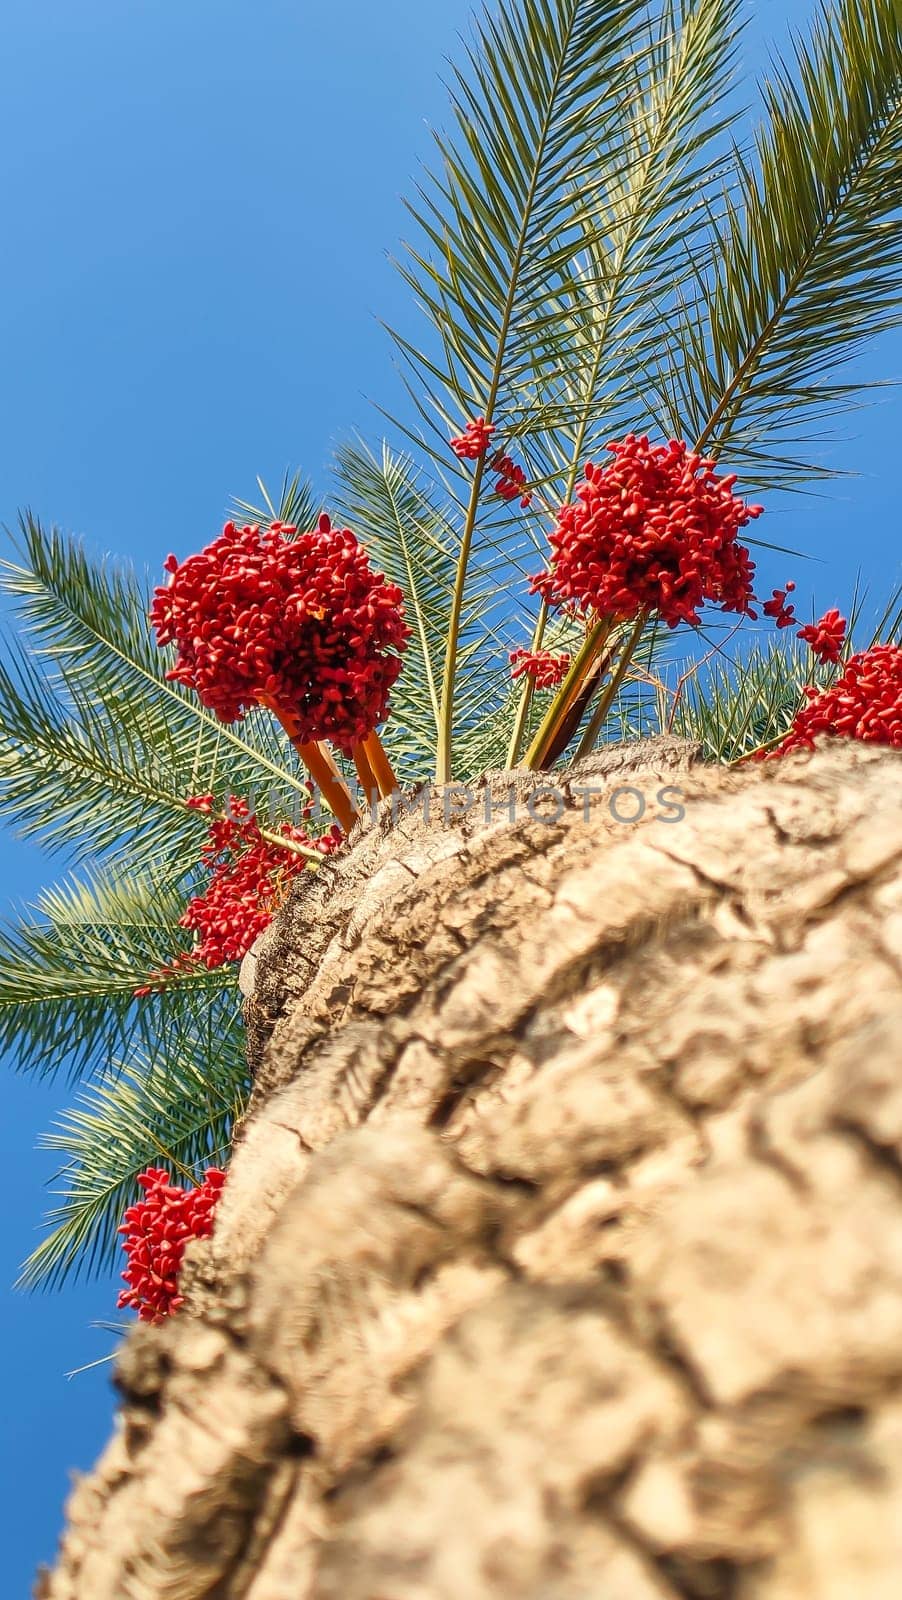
[797,607,847,664]
[449,418,532,505]
[531,435,762,628]
[134,796,341,990]
[117,1166,226,1323]
[178,797,340,969]
[493,453,532,508]
[509,647,570,689]
[150,517,409,751]
[771,643,902,756]
[450,416,495,459]
[763,581,797,629]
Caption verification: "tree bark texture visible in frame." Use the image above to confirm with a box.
[42,739,902,1600]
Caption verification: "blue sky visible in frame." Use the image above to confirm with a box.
[1,0,901,1588]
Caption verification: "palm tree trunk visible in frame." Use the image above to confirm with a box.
[41,739,902,1600]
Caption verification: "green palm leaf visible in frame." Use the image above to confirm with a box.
[331,440,516,782]
[19,1027,247,1289]
[393,0,670,435]
[0,652,214,869]
[646,0,902,485]
[0,864,234,1079]
[334,442,454,753]
[229,468,320,532]
[669,632,819,760]
[513,0,743,480]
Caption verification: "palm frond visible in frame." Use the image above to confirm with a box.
[645,0,902,487]
[515,0,744,485]
[393,0,686,437]
[867,578,902,646]
[0,864,234,1079]
[333,441,455,760]
[0,652,213,869]
[230,469,320,531]
[332,439,551,781]
[20,1027,247,1289]
[667,631,817,760]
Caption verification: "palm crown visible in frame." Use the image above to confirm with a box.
[3,0,902,1292]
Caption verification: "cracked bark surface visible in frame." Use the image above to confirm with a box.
[42,739,902,1600]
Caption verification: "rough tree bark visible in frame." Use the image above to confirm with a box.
[42,739,902,1600]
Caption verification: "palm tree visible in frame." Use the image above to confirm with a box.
[4,0,902,1295]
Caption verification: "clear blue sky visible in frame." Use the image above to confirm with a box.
[1,0,900,1589]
